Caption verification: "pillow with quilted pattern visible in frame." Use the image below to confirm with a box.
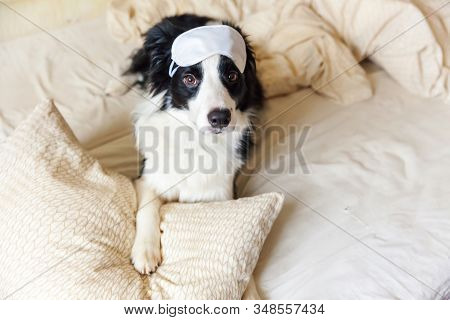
[0,100,283,299]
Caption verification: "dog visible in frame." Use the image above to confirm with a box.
[125,14,263,298]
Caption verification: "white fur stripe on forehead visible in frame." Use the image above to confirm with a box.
[169,25,247,77]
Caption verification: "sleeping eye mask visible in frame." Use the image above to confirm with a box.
[169,25,247,77]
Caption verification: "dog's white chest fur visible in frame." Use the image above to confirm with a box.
[134,103,248,202]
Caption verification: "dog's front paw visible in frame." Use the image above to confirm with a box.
[131,239,161,275]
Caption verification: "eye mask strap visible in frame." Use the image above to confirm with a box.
[168,60,180,78]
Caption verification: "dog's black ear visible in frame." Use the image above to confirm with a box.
[140,22,176,96]
[224,22,264,110]
[125,14,212,97]
[242,42,264,109]
[125,47,151,88]
[124,21,174,96]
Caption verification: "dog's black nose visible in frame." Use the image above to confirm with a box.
[207,108,231,129]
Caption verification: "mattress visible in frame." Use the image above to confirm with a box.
[1,15,449,299]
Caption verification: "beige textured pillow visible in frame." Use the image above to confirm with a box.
[0,100,284,299]
[151,193,283,299]
[0,100,143,299]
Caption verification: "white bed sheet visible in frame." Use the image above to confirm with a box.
[0,16,141,178]
[244,68,450,299]
[1,16,449,299]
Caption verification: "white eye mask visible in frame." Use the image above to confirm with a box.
[169,25,247,77]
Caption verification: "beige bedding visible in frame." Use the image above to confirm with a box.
[1,1,450,299]
[245,67,450,299]
[0,15,139,177]
[0,0,110,41]
[107,0,450,104]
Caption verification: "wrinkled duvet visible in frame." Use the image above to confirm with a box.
[1,0,450,299]
[108,0,450,104]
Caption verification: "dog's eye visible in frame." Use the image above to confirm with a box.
[183,74,198,87]
[228,71,239,82]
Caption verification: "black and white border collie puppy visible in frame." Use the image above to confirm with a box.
[126,14,263,297]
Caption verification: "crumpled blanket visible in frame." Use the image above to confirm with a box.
[106,0,450,105]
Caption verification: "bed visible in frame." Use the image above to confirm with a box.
[1,0,449,299]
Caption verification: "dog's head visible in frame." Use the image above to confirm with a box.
[127,14,263,133]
